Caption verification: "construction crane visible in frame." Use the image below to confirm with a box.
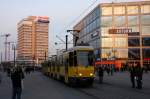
[1,34,10,62]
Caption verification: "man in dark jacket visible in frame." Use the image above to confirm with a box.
[98,66,104,83]
[11,66,24,99]
[129,63,136,88]
[135,63,143,89]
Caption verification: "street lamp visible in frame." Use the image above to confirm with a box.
[12,44,16,67]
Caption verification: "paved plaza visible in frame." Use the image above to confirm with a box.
[0,71,150,99]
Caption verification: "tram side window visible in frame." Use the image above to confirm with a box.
[74,51,77,66]
[88,51,94,66]
[60,55,63,66]
[63,57,65,67]
[69,52,73,66]
[64,58,69,67]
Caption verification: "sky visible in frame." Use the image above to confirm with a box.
[0,0,146,61]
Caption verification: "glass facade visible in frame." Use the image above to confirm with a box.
[101,7,112,15]
[128,37,140,46]
[143,48,150,59]
[128,48,140,60]
[128,16,139,26]
[141,15,150,35]
[114,6,125,15]
[114,16,126,27]
[142,37,150,46]
[127,6,138,14]
[141,5,150,13]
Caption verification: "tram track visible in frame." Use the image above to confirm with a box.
[74,87,101,99]
[94,80,150,97]
[74,81,150,99]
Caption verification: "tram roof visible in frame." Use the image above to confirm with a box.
[67,46,94,52]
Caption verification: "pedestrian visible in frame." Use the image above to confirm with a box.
[97,66,104,83]
[135,63,143,89]
[110,65,114,76]
[129,63,136,88]
[0,71,2,84]
[11,66,25,99]
[7,67,11,77]
[106,65,110,75]
[0,66,2,83]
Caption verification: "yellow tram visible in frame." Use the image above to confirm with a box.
[42,45,95,86]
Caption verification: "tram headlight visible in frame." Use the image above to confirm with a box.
[79,73,82,76]
[90,73,93,76]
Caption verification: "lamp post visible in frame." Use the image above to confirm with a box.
[66,35,68,51]
[12,44,16,67]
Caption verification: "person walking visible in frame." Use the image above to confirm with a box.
[0,71,2,84]
[129,63,136,88]
[11,66,24,99]
[110,65,114,76]
[106,65,110,75]
[98,66,104,83]
[0,66,2,83]
[135,63,143,89]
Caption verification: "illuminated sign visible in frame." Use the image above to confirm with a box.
[109,28,139,36]
[37,16,49,23]
[91,31,99,38]
[109,28,132,34]
[144,58,150,61]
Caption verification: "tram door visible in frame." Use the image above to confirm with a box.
[65,57,69,74]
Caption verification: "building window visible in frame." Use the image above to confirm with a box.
[117,49,128,59]
[128,48,140,60]
[128,16,139,26]
[101,16,112,27]
[142,37,150,46]
[114,16,125,27]
[96,18,100,28]
[101,49,112,59]
[141,15,150,25]
[89,39,99,49]
[127,6,139,14]
[142,26,150,35]
[101,7,112,15]
[141,5,150,14]
[129,26,140,32]
[114,6,125,15]
[143,48,150,59]
[102,38,113,47]
[115,38,127,47]
[128,37,140,46]
[101,27,111,36]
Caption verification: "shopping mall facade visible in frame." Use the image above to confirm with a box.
[73,1,150,68]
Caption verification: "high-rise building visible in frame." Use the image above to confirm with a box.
[17,16,49,64]
[73,1,150,69]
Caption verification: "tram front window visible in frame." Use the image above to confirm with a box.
[77,51,93,66]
